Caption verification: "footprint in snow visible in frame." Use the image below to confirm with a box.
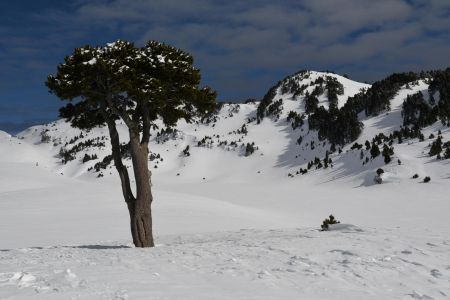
[407,291,434,299]
[430,269,442,278]
[330,249,357,256]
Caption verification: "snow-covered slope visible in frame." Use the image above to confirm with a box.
[15,71,450,186]
[1,70,450,299]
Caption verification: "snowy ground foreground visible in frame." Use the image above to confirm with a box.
[1,72,450,299]
[1,228,449,300]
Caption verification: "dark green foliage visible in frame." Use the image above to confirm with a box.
[197,135,213,147]
[443,146,450,159]
[365,140,371,150]
[323,151,329,168]
[238,124,248,135]
[382,144,394,164]
[428,68,450,124]
[351,142,363,150]
[266,99,283,119]
[256,71,295,123]
[93,155,113,172]
[304,92,319,114]
[258,71,363,146]
[297,168,308,175]
[330,143,336,153]
[40,130,51,143]
[279,73,309,97]
[59,138,106,164]
[402,92,437,127]
[423,176,431,183]
[412,174,419,179]
[201,102,223,124]
[308,106,362,145]
[345,72,421,117]
[245,142,256,156]
[287,111,305,130]
[370,143,380,158]
[321,215,340,231]
[149,152,161,161]
[256,84,278,122]
[182,145,190,156]
[59,147,76,164]
[46,39,216,132]
[326,76,344,112]
[429,136,443,157]
[82,153,98,163]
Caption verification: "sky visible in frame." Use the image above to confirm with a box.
[0,0,449,134]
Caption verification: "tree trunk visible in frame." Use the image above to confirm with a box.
[105,118,154,248]
[129,137,154,247]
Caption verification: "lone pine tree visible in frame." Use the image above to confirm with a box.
[46,40,216,247]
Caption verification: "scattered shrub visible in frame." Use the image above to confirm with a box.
[40,130,51,143]
[245,142,256,156]
[182,145,190,156]
[321,215,340,231]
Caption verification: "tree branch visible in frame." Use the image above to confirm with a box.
[99,102,135,205]
[140,102,151,145]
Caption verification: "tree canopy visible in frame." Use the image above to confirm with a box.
[47,40,216,136]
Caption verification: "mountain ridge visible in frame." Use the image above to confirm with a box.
[9,68,450,187]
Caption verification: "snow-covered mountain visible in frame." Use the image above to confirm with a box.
[15,70,450,186]
[1,70,450,299]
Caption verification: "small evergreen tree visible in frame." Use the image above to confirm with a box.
[321,214,340,231]
[444,147,450,159]
[429,136,443,156]
[370,143,380,158]
[382,144,394,164]
[182,145,190,157]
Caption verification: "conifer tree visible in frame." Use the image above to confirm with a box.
[429,136,443,157]
[46,40,216,247]
[370,143,380,158]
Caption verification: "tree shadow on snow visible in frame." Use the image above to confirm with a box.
[72,245,132,250]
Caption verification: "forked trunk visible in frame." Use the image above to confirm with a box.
[105,119,154,248]
[129,138,154,247]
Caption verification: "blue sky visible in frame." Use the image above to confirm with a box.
[1,0,450,134]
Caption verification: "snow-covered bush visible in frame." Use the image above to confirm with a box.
[40,130,51,143]
[374,168,384,184]
[321,215,340,231]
